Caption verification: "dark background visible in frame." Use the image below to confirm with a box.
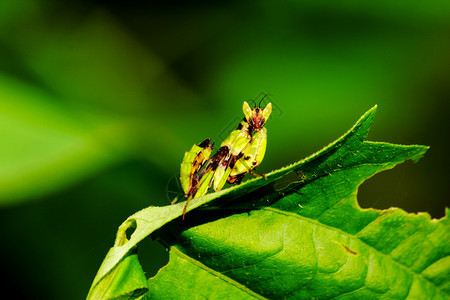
[0,1,448,299]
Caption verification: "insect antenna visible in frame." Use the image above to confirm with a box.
[258,94,271,108]
[248,99,257,108]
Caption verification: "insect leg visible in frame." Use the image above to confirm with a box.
[248,168,267,179]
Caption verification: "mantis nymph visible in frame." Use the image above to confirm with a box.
[180,100,272,219]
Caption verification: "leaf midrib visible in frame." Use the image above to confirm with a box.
[170,246,268,300]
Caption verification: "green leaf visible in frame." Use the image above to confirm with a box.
[88,106,449,299]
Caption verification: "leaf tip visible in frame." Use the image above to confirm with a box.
[409,144,429,163]
[366,104,378,117]
[358,105,377,123]
[346,105,378,141]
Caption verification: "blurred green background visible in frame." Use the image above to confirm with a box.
[0,1,449,299]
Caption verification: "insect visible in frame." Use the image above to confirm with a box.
[179,99,272,219]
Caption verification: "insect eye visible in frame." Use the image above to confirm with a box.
[255,108,260,113]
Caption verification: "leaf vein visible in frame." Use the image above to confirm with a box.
[171,246,268,299]
[221,246,284,274]
[262,207,445,296]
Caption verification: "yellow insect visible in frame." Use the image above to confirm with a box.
[180,100,272,219]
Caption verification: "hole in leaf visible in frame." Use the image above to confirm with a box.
[115,219,138,246]
[125,219,137,241]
